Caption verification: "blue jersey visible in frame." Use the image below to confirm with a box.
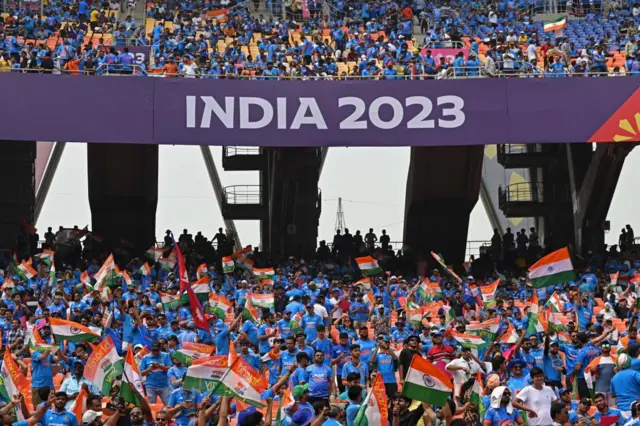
[306,364,333,397]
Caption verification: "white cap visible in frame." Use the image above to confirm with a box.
[82,411,103,425]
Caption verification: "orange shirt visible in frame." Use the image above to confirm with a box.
[163,63,178,77]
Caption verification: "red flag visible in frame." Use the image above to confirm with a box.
[186,285,208,331]
[173,239,189,293]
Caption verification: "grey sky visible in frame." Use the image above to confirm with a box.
[37,144,640,256]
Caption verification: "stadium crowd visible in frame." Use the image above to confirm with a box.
[0,222,638,426]
[1,0,640,77]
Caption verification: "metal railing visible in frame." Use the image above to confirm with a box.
[223,185,262,205]
[223,146,261,157]
[499,182,544,204]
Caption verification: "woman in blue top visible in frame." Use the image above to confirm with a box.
[483,386,524,426]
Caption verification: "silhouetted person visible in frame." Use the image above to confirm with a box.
[626,224,635,247]
[212,228,227,249]
[44,227,55,249]
[317,240,330,262]
[364,228,377,251]
[491,228,502,259]
[503,227,514,251]
[620,228,627,251]
[353,230,363,251]
[332,230,343,259]
[380,230,390,252]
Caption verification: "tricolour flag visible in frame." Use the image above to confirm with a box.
[363,291,376,309]
[211,357,268,408]
[243,293,260,323]
[236,255,254,271]
[28,324,59,353]
[161,292,188,310]
[402,354,453,406]
[430,251,447,269]
[83,336,124,395]
[355,277,372,290]
[80,271,91,286]
[208,294,232,319]
[94,254,116,290]
[547,310,566,333]
[159,257,176,271]
[140,263,151,277]
[557,331,572,344]
[253,268,275,280]
[49,318,101,343]
[501,322,520,344]
[173,342,216,366]
[144,247,165,262]
[544,16,567,32]
[526,291,545,334]
[610,272,619,286]
[192,277,210,302]
[354,373,388,426]
[417,281,429,300]
[251,293,274,309]
[183,356,229,393]
[528,247,575,288]
[443,305,456,325]
[469,373,486,420]
[453,333,488,350]
[35,249,55,265]
[406,301,423,328]
[14,261,36,280]
[0,350,28,405]
[546,292,564,313]
[70,387,88,426]
[480,279,500,309]
[121,345,146,405]
[197,263,208,280]
[222,257,234,274]
[466,317,501,342]
[355,256,382,276]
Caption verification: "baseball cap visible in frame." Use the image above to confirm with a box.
[292,384,309,399]
[82,411,103,425]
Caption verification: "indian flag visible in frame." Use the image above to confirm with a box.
[354,373,389,426]
[14,261,36,280]
[80,271,91,286]
[355,277,372,290]
[544,16,567,32]
[243,293,260,323]
[161,292,188,310]
[363,291,376,309]
[144,247,165,262]
[466,317,501,341]
[35,249,55,265]
[28,324,59,354]
[182,356,229,393]
[443,305,456,325]
[406,301,423,328]
[528,247,575,288]
[232,245,254,259]
[610,272,619,286]
[453,333,488,350]
[546,292,564,313]
[253,268,275,280]
[49,318,101,343]
[402,354,453,406]
[119,268,132,286]
[251,293,274,309]
[70,387,88,426]
[172,342,216,366]
[469,373,486,420]
[1,276,15,290]
[94,254,116,290]
[501,322,520,344]
[430,251,448,269]
[236,255,254,271]
[557,331,572,344]
[197,263,208,280]
[192,277,210,302]
[211,357,268,408]
[547,311,566,333]
[417,281,429,299]
[526,292,545,334]
[0,349,28,406]
[159,257,176,271]
[480,279,500,309]
[121,345,146,405]
[140,263,151,276]
[84,336,124,395]
[208,294,232,319]
[356,256,382,276]
[222,257,234,274]
[427,282,443,300]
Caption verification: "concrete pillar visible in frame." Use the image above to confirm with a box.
[87,143,158,254]
[403,146,483,266]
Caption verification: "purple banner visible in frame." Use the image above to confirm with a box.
[0,73,638,146]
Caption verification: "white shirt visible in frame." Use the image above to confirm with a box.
[516,385,557,426]
[329,297,343,319]
[446,357,482,397]
[314,303,329,321]
[527,44,537,61]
